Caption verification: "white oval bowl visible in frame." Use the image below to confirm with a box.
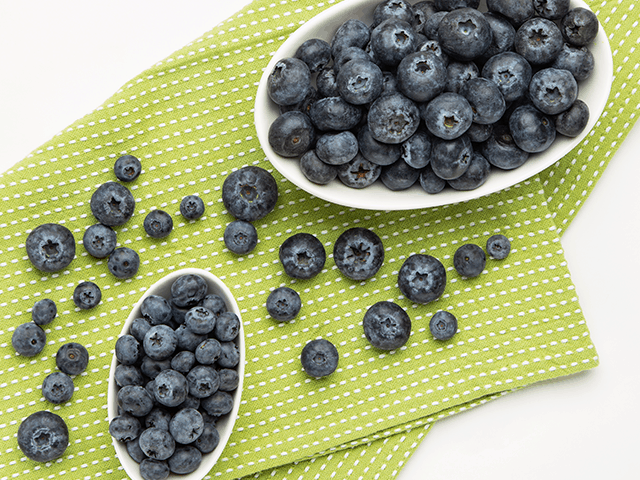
[254,0,613,211]
[107,268,244,480]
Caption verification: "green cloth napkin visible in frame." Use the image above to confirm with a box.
[0,1,637,479]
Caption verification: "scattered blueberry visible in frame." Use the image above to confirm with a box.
[179,195,205,221]
[398,254,447,304]
[56,342,89,375]
[486,234,511,260]
[266,287,302,322]
[73,281,101,310]
[42,371,74,404]
[83,223,117,259]
[222,166,278,223]
[32,298,57,326]
[363,301,412,350]
[26,223,76,273]
[114,155,142,182]
[143,210,173,239]
[333,227,384,281]
[300,339,339,378]
[107,247,140,279]
[429,310,458,340]
[18,411,69,462]
[224,220,259,256]
[90,181,135,227]
[12,322,46,357]
[279,233,326,280]
[453,243,486,277]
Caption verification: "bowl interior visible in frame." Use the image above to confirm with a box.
[107,268,244,480]
[254,0,613,211]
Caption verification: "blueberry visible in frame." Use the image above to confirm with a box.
[437,8,492,61]
[412,1,439,35]
[453,243,486,277]
[221,166,278,223]
[362,301,411,350]
[185,306,216,335]
[459,78,506,126]
[333,47,372,73]
[368,93,420,144]
[509,105,556,153]
[139,458,170,480]
[300,339,339,378]
[422,92,473,140]
[153,370,189,408]
[73,281,101,310]
[396,51,447,103]
[444,61,479,94]
[143,210,173,239]
[561,7,599,46]
[466,122,493,143]
[26,223,76,273]
[144,325,177,361]
[316,67,340,98]
[371,19,416,67]
[529,67,578,115]
[401,130,432,169]
[169,408,204,445]
[266,287,301,322]
[179,195,205,220]
[381,71,400,96]
[171,274,208,309]
[267,57,311,106]
[330,19,371,59]
[481,124,529,170]
[333,227,384,281]
[217,341,240,369]
[482,12,517,60]
[42,371,74,404]
[555,99,590,137]
[373,0,414,27]
[118,385,154,417]
[429,135,472,180]
[423,11,448,40]
[552,43,594,82]
[12,322,46,357]
[201,390,234,416]
[336,59,383,105]
[482,52,533,102]
[210,312,238,342]
[186,365,220,398]
[222,220,258,255]
[337,153,382,189]
[126,438,147,464]
[218,369,240,392]
[435,0,479,10]
[168,446,202,475]
[174,324,207,353]
[268,110,316,158]
[486,0,534,26]
[448,152,491,191]
[300,150,338,185]
[145,407,172,431]
[114,155,142,182]
[32,298,57,326]
[56,342,89,375]
[83,223,117,259]
[140,356,172,379]
[107,247,140,279]
[416,39,449,66]
[141,295,173,326]
[429,310,458,340]
[115,334,141,365]
[315,131,359,166]
[170,351,196,374]
[194,423,220,453]
[533,0,570,20]
[279,233,326,280]
[295,38,331,73]
[357,124,402,166]
[200,294,228,318]
[181,394,201,410]
[486,234,511,259]
[139,428,176,461]
[398,254,447,304]
[195,338,222,365]
[130,317,152,343]
[115,364,145,387]
[90,181,135,227]
[515,17,564,65]
[309,96,362,132]
[381,159,421,191]
[18,411,69,462]
[109,413,142,443]
[419,163,447,194]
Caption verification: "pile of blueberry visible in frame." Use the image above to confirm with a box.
[108,273,241,478]
[267,0,598,194]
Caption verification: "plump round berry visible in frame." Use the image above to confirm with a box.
[32,298,57,326]
[186,365,220,399]
[529,68,578,115]
[422,92,473,140]
[300,150,338,185]
[170,351,196,374]
[381,159,420,191]
[465,123,493,143]
[509,105,556,153]
[555,99,590,137]
[73,281,101,310]
[448,152,491,191]
[109,414,142,443]
[17,411,69,462]
[42,371,74,404]
[118,385,154,417]
[533,0,570,20]
[143,210,173,239]
[515,17,564,65]
[194,423,220,453]
[26,223,76,273]
[114,364,145,387]
[444,61,479,93]
[107,247,140,279]
[481,124,529,170]
[140,357,171,380]
[373,0,414,26]
[337,59,384,105]
[266,287,301,322]
[429,135,472,180]
[486,0,534,26]
[398,254,447,304]
[268,111,316,158]
[139,428,176,461]
[316,67,340,97]
[419,163,447,194]
[370,18,417,67]
[114,155,142,182]
[552,43,594,82]
[486,234,511,260]
[12,322,46,357]
[316,131,359,166]
[153,370,189,408]
[83,223,117,259]
[397,51,447,103]
[295,38,331,73]
[300,339,339,378]
[195,339,222,365]
[179,195,205,220]
[459,78,506,125]
[453,243,486,277]
[185,306,217,335]
[130,317,152,343]
[368,93,420,144]
[358,124,402,166]
[267,57,311,106]
[333,227,384,281]
[222,166,278,223]
[168,446,202,475]
[561,7,599,46]
[337,154,382,189]
[401,130,432,169]
[90,181,135,227]
[145,408,172,431]
[363,301,412,350]
[141,295,172,326]
[309,96,362,132]
[437,8,492,61]
[139,458,170,480]
[481,52,532,102]
[218,369,240,392]
[217,342,240,369]
[170,274,208,309]
[224,220,258,255]
[330,19,371,59]
[201,390,234,417]
[279,233,326,280]
[424,11,448,40]
[482,12,517,59]
[115,334,141,366]
[169,408,204,445]
[429,310,458,340]
[144,325,177,361]
[56,342,89,375]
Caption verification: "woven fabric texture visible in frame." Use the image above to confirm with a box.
[0,1,638,479]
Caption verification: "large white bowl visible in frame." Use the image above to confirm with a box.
[254,0,613,211]
[107,268,244,480]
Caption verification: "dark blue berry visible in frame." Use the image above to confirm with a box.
[114,155,142,182]
[422,92,473,140]
[486,234,511,259]
[381,159,421,191]
[170,351,196,374]
[370,19,416,67]
[222,166,278,223]
[174,324,207,353]
[268,110,315,158]
[185,306,216,335]
[552,43,594,82]
[417,39,449,67]
[430,135,472,180]
[168,446,202,475]
[32,298,57,326]
[515,17,564,65]
[316,67,340,97]
[412,1,438,35]
[200,294,228,318]
[435,0,479,10]
[337,153,382,188]
[26,223,76,273]
[445,61,478,93]
[333,47,372,73]
[453,243,486,277]
[429,310,458,340]
[194,423,220,453]
[561,7,599,46]
[218,369,240,392]
[401,130,432,169]
[90,181,135,227]
[459,78,506,125]
[309,96,362,132]
[195,339,222,365]
[398,254,447,304]
[143,210,173,239]
[267,57,311,106]
[115,364,145,387]
[12,322,46,357]
[373,0,414,27]
[73,281,101,310]
[224,220,258,255]
[171,274,208,309]
[169,408,204,445]
[315,131,359,166]
[18,411,69,462]
[509,105,556,153]
[115,334,141,366]
[482,12,516,60]
[555,99,590,137]
[295,38,331,73]
[363,301,412,350]
[139,428,175,461]
[333,227,384,281]
[266,287,301,321]
[419,163,447,194]
[447,151,491,191]
[368,93,420,144]
[179,195,205,221]
[423,11,447,40]
[153,370,189,408]
[466,123,493,143]
[357,124,402,166]
[118,384,154,417]
[300,339,339,378]
[482,52,533,102]
[107,247,140,279]
[300,150,338,185]
[529,67,578,115]
[130,317,152,343]
[437,8,492,61]
[212,312,240,343]
[396,51,447,103]
[336,59,383,105]
[42,371,74,404]
[217,342,240,369]
[143,325,177,361]
[487,0,534,26]
[279,233,326,280]
[126,438,146,464]
[140,357,171,379]
[201,390,234,416]
[56,342,89,375]
[145,408,172,431]
[533,0,570,20]
[330,19,371,59]
[83,223,117,259]
[139,458,170,480]
[186,365,220,399]
[481,124,529,170]
[141,295,172,326]
[109,414,142,443]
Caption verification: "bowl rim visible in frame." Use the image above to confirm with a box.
[254,0,614,211]
[107,267,244,480]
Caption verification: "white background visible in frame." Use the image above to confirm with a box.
[1,1,638,479]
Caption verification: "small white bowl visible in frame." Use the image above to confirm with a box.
[254,0,613,211]
[107,268,244,480]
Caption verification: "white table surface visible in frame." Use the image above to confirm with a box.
[1,2,638,479]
